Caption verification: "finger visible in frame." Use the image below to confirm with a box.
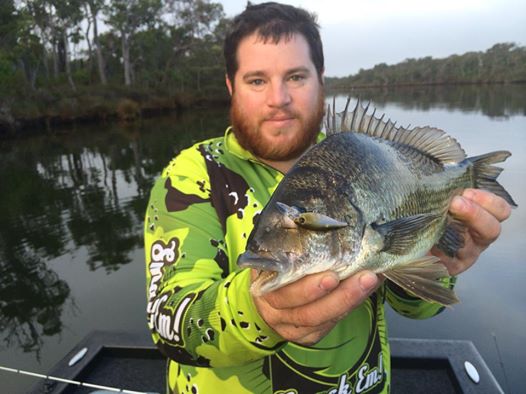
[261,270,340,309]
[461,189,512,222]
[279,271,379,327]
[450,195,501,244]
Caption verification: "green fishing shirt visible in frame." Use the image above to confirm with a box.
[144,127,449,394]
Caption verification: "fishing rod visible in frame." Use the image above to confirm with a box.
[0,365,156,394]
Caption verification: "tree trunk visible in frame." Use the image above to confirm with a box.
[29,65,39,91]
[42,46,50,81]
[89,3,107,85]
[52,39,59,78]
[63,30,77,91]
[83,5,94,81]
[122,32,132,86]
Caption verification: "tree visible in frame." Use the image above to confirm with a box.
[159,0,225,87]
[2,3,44,91]
[0,1,22,91]
[50,0,84,91]
[0,1,19,52]
[21,0,82,90]
[84,0,107,85]
[105,0,163,86]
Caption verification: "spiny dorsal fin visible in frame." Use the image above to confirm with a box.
[325,98,466,165]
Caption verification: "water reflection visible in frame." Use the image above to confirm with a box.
[0,252,69,356]
[0,145,73,356]
[333,83,526,118]
[0,108,228,356]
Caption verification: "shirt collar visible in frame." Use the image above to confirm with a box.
[224,126,258,161]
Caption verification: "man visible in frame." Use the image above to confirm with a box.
[144,3,511,393]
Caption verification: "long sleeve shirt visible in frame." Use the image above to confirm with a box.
[144,127,450,394]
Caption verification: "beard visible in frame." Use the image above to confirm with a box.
[229,90,325,162]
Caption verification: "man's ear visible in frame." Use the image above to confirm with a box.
[225,74,233,96]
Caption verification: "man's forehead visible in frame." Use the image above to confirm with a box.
[236,32,311,63]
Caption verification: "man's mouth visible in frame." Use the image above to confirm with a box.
[267,115,294,121]
[265,110,297,122]
[265,117,295,127]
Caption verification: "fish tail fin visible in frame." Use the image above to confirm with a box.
[467,151,517,207]
[383,256,459,306]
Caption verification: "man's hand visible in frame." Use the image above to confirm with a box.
[251,270,380,346]
[432,188,512,276]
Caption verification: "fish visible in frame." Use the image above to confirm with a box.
[238,99,517,306]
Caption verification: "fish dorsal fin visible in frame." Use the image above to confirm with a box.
[325,98,466,164]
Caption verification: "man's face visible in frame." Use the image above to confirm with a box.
[227,32,324,163]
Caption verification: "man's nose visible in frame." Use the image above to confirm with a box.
[267,81,291,107]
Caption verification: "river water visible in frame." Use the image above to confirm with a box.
[0,85,524,393]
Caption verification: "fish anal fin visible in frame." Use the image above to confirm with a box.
[372,213,441,254]
[383,256,459,306]
[436,218,466,257]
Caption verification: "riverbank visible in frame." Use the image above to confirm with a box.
[2,80,524,137]
[0,86,230,137]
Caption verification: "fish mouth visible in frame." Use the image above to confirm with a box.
[252,270,279,295]
[238,250,288,296]
[238,250,286,271]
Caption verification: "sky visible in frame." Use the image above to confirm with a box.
[218,0,526,77]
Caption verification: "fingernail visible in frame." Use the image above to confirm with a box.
[359,272,378,292]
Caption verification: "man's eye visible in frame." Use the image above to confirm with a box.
[289,74,305,82]
[249,79,265,86]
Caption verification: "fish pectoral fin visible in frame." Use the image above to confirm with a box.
[294,212,348,231]
[372,213,441,254]
[383,256,459,306]
[436,218,466,257]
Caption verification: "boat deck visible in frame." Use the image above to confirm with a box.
[29,330,503,394]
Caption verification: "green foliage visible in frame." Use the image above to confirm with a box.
[1,0,227,94]
[116,98,140,120]
[0,1,19,51]
[0,0,231,130]
[3,0,523,128]
[0,51,15,93]
[326,43,526,89]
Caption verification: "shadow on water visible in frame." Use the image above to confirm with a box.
[0,108,228,357]
[330,83,526,118]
